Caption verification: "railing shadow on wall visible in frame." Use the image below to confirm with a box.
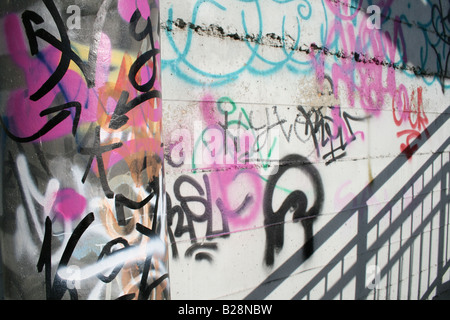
[245,105,450,300]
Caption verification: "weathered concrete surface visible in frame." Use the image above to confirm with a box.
[0,0,448,301]
[161,0,450,300]
[0,0,169,300]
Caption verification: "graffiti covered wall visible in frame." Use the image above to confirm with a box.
[161,0,450,299]
[0,0,449,301]
[0,0,169,299]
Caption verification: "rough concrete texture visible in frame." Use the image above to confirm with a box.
[161,0,450,300]
[0,0,169,300]
[0,0,448,301]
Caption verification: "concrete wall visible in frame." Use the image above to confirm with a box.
[161,0,450,300]
[0,0,169,300]
[0,0,449,301]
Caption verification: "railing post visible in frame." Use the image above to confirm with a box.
[0,0,169,300]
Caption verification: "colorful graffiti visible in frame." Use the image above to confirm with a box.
[1,0,447,301]
[0,0,168,300]
[165,94,332,266]
[162,0,449,91]
[162,0,322,86]
[161,0,449,300]
[392,86,430,158]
